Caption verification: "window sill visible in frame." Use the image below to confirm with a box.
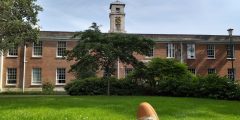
[141,60,151,63]
[6,56,18,58]
[6,84,16,86]
[32,56,42,59]
[207,58,216,60]
[31,84,42,86]
[55,84,66,86]
[187,58,196,60]
[56,56,66,59]
[227,58,236,60]
[145,56,154,59]
[166,57,175,59]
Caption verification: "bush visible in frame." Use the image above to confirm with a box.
[64,77,144,96]
[65,57,240,100]
[42,82,54,94]
[194,74,240,100]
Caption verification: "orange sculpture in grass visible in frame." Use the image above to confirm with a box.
[137,102,159,120]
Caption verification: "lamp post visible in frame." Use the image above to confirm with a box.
[227,28,234,81]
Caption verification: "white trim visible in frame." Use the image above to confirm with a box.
[22,45,27,93]
[6,55,18,58]
[226,45,235,59]
[145,46,154,58]
[0,52,3,91]
[31,68,42,86]
[6,68,17,86]
[227,58,236,60]
[187,44,196,59]
[167,43,175,58]
[32,41,43,57]
[56,41,67,58]
[207,58,216,60]
[7,47,18,57]
[207,44,215,59]
[55,68,66,85]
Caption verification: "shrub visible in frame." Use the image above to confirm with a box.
[194,74,240,100]
[64,77,143,96]
[42,82,54,94]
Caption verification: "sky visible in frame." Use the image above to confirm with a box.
[37,0,240,35]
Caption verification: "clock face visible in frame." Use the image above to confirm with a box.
[115,17,121,25]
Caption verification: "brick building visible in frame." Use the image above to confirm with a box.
[0,1,240,92]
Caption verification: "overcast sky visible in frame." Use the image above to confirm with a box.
[37,0,240,35]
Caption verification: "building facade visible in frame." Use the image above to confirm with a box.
[0,1,240,92]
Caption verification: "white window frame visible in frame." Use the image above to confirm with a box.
[32,41,43,57]
[188,68,196,75]
[227,45,235,59]
[208,68,216,74]
[7,47,18,57]
[207,44,215,59]
[187,44,196,59]
[227,68,235,80]
[146,46,154,58]
[56,68,66,85]
[6,68,17,85]
[167,43,175,58]
[56,41,67,58]
[31,68,42,85]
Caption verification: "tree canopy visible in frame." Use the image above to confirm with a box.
[0,0,42,51]
[128,57,194,88]
[67,23,155,78]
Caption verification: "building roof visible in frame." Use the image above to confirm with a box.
[40,31,240,43]
[110,0,125,9]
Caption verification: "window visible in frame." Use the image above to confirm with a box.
[146,46,154,57]
[8,47,18,57]
[207,45,215,58]
[57,41,66,57]
[188,68,196,75]
[187,44,195,59]
[208,68,216,74]
[33,41,42,57]
[56,68,66,84]
[32,68,41,85]
[116,8,120,13]
[125,68,133,77]
[7,68,17,85]
[167,43,175,58]
[228,68,235,80]
[227,45,235,59]
[103,67,111,77]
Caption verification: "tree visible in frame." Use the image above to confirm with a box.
[129,57,193,88]
[0,0,42,52]
[67,23,155,95]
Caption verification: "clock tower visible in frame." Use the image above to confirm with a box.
[109,0,126,33]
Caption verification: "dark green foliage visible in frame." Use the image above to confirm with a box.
[129,57,194,88]
[194,74,240,100]
[64,77,143,96]
[65,57,240,100]
[67,23,155,78]
[0,0,42,52]
[42,82,54,94]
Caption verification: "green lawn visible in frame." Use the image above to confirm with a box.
[0,96,239,120]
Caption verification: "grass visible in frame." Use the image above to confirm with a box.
[0,96,239,120]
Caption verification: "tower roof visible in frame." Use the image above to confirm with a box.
[110,0,125,9]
